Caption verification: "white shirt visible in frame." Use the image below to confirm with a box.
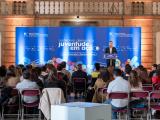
[16,79,39,103]
[109,47,112,54]
[107,76,131,107]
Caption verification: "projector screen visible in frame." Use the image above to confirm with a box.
[16,27,141,72]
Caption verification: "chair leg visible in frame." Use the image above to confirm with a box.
[140,114,143,120]
[125,114,127,120]
[147,111,151,120]
[17,110,19,120]
[126,112,129,120]
[1,106,4,120]
[118,112,121,119]
[39,110,42,120]
[21,107,24,120]
[147,113,150,120]
[18,108,21,120]
[19,106,22,120]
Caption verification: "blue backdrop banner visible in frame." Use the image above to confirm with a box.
[16,27,141,72]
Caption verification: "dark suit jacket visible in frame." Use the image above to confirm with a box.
[71,70,88,92]
[105,47,117,54]
[105,47,117,67]
[71,70,88,82]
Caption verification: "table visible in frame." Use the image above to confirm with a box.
[51,102,111,120]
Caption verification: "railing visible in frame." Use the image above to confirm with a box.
[131,2,144,15]
[153,2,160,15]
[0,1,33,15]
[34,0,124,15]
[0,0,160,16]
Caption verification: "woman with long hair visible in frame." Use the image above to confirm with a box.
[136,66,151,84]
[129,70,144,118]
[92,70,111,103]
[91,63,101,86]
[44,65,67,99]
[128,70,142,91]
[30,68,44,91]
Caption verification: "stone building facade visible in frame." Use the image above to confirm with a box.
[0,0,159,68]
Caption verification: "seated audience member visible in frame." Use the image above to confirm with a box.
[61,61,71,80]
[46,64,57,80]
[6,69,16,77]
[26,64,33,72]
[129,70,145,117]
[17,64,25,69]
[104,69,131,119]
[157,64,160,70]
[16,70,39,103]
[0,87,12,106]
[19,67,27,82]
[34,67,41,75]
[128,70,142,91]
[53,58,58,68]
[30,68,44,91]
[92,70,111,103]
[15,66,22,78]
[8,65,16,74]
[137,66,151,84]
[71,64,88,97]
[123,64,132,80]
[44,67,67,99]
[0,66,7,86]
[107,66,114,80]
[149,64,157,78]
[91,63,101,86]
[72,65,78,72]
[135,65,144,74]
[57,64,69,84]
[72,64,88,82]
[3,69,19,88]
[3,74,20,113]
[39,65,48,83]
[4,76,20,88]
[152,69,160,85]
[16,64,25,81]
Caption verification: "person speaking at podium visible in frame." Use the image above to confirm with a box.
[105,41,117,67]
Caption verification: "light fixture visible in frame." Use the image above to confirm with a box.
[76,15,80,22]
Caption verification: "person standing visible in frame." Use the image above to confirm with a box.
[105,41,117,67]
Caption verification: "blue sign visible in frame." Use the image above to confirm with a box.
[16,27,141,72]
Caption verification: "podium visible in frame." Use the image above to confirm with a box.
[51,102,111,120]
[104,54,117,66]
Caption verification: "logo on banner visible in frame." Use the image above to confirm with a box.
[24,32,48,38]
[58,40,99,51]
